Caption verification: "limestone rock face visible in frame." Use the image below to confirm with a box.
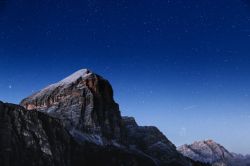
[0,101,157,166]
[178,140,250,166]
[20,69,122,141]
[0,101,68,166]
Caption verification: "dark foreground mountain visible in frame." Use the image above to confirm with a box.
[0,101,156,166]
[178,140,250,166]
[0,69,209,166]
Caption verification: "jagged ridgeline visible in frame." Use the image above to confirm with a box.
[178,140,250,166]
[0,69,209,166]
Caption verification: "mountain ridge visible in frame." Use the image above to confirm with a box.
[1,68,207,166]
[178,140,250,166]
[0,101,157,166]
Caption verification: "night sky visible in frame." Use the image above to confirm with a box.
[1,0,250,154]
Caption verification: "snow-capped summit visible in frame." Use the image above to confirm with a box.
[58,69,92,85]
[30,69,93,99]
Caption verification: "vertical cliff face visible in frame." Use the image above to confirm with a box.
[0,101,72,166]
[20,69,122,142]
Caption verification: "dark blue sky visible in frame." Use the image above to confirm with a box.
[1,0,250,154]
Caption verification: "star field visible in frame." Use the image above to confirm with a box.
[0,0,250,154]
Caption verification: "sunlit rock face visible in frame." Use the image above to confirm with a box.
[20,69,122,141]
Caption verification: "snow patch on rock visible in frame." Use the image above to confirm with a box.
[30,69,92,100]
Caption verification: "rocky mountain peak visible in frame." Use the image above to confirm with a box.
[122,116,138,127]
[16,69,210,166]
[22,69,93,104]
[177,140,250,165]
[58,69,91,84]
[20,69,122,142]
